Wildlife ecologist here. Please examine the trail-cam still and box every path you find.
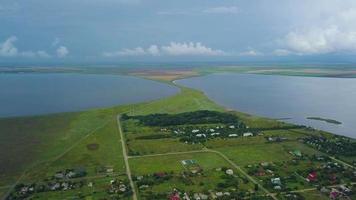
[116,115,137,200]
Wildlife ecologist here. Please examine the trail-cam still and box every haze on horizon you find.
[1,0,356,64]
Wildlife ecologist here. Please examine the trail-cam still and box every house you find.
[209,129,215,132]
[228,134,238,137]
[329,188,340,199]
[229,125,235,129]
[169,193,180,200]
[211,132,220,136]
[192,129,200,133]
[306,171,317,182]
[226,169,234,175]
[271,177,281,185]
[243,132,253,137]
[196,134,206,137]
[274,185,282,190]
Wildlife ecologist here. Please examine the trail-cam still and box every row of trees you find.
[122,110,241,126]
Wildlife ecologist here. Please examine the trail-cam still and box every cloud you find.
[147,45,160,56]
[103,47,146,57]
[239,49,263,56]
[161,42,225,56]
[56,46,69,58]
[203,6,239,14]
[103,42,226,57]
[0,36,18,57]
[278,7,356,55]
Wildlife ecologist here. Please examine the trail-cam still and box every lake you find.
[0,73,179,117]
[177,73,356,138]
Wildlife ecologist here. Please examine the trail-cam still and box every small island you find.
[307,117,342,125]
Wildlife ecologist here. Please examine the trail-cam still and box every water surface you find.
[0,73,179,117]
[177,73,356,138]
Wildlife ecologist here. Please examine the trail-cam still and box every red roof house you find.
[307,171,317,182]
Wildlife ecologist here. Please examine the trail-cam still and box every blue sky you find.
[1,0,356,64]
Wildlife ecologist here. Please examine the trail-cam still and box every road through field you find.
[117,115,137,200]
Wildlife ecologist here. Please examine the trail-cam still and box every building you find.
[306,171,317,182]
[243,132,253,137]
[226,169,234,175]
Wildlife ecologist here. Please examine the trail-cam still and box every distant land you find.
[307,117,342,125]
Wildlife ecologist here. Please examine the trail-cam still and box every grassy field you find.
[215,143,293,166]
[129,152,229,175]
[0,109,118,186]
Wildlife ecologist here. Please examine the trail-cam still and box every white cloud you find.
[56,46,69,58]
[239,49,263,56]
[203,6,239,14]
[161,42,225,56]
[147,45,160,56]
[278,7,356,55]
[0,36,53,58]
[103,42,226,57]
[103,47,146,57]
[0,36,18,57]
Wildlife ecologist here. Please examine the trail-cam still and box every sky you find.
[1,0,356,64]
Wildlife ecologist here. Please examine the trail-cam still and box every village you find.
[122,110,356,200]
[132,160,257,200]
[6,168,132,200]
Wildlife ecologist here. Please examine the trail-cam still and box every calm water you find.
[177,73,356,138]
[0,73,179,117]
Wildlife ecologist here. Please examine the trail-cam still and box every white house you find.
[226,169,234,175]
[243,132,253,137]
[196,134,206,137]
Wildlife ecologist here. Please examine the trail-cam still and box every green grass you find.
[205,136,267,148]
[20,120,125,183]
[129,152,229,175]
[128,138,204,155]
[215,143,293,166]
[298,190,330,200]
[119,86,224,115]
